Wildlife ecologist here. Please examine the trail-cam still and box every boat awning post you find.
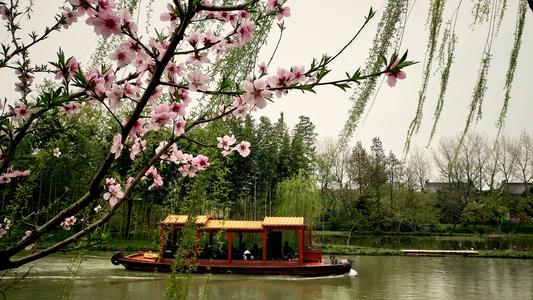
[227,231,233,263]
[298,226,304,265]
[194,229,200,258]
[308,226,312,248]
[159,224,165,259]
[262,229,266,265]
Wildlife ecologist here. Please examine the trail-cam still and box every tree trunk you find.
[346,223,357,246]
[125,197,134,239]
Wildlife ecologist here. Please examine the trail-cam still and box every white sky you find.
[1,0,531,158]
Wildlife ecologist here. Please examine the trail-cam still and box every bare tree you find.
[432,135,481,233]
[467,133,491,191]
[407,146,431,191]
[496,133,517,184]
[512,132,533,195]
[484,137,500,192]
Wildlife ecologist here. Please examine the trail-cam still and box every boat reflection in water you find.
[112,215,352,277]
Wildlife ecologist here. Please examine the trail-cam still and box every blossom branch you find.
[197,0,260,12]
[0,3,197,260]
[1,12,65,67]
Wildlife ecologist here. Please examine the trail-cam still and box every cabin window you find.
[266,230,299,262]
[198,231,228,260]
[232,232,262,261]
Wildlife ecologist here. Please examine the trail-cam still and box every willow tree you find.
[275,173,320,227]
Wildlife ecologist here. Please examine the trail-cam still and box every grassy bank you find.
[315,230,533,238]
[319,244,533,259]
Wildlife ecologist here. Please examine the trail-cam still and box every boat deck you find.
[116,252,351,276]
[123,252,325,267]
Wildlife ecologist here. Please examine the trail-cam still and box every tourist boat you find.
[111,215,353,277]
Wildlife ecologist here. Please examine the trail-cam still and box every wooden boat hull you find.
[113,252,352,277]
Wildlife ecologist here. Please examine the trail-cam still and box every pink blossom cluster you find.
[67,0,137,39]
[0,218,11,239]
[85,68,118,101]
[386,61,407,87]
[266,0,291,21]
[178,154,210,177]
[103,177,124,207]
[0,4,11,20]
[12,102,31,121]
[0,166,30,184]
[234,65,309,114]
[61,102,82,115]
[55,57,79,81]
[216,135,251,157]
[152,142,210,179]
[149,101,189,131]
[144,166,163,190]
[60,216,77,230]
[53,148,62,157]
[14,69,34,94]
[21,230,36,250]
[110,134,123,159]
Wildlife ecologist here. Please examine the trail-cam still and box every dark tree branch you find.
[197,0,259,12]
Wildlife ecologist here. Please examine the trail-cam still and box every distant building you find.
[501,182,531,196]
[425,180,478,193]
[425,181,452,193]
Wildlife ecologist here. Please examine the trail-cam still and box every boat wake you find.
[348,268,358,277]
[261,269,359,281]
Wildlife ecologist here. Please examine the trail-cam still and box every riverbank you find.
[12,232,533,259]
[74,238,533,259]
[319,244,533,259]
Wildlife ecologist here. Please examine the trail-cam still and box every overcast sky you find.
[1,0,531,159]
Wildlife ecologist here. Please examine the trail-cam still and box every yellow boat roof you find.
[161,215,305,229]
[203,220,264,231]
[262,217,305,227]
[160,215,211,225]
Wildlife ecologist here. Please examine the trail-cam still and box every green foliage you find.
[1,106,109,236]
[275,173,320,226]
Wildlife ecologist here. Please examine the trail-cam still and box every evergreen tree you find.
[348,141,371,195]
[291,116,318,177]
[370,137,387,203]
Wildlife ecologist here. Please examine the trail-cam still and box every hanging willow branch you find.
[497,0,527,135]
[338,0,407,147]
[404,0,446,155]
[427,19,458,146]
[449,0,502,160]
[427,0,464,147]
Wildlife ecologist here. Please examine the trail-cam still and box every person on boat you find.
[282,241,294,260]
[243,248,253,260]
[251,244,260,260]
[202,243,213,259]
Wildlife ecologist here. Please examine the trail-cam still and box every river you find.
[320,233,533,251]
[1,252,532,299]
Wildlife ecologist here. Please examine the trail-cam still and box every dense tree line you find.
[0,108,318,242]
[317,133,533,236]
